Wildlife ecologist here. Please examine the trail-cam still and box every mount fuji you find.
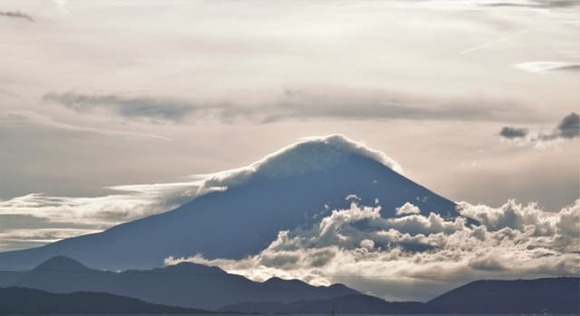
[0,135,460,270]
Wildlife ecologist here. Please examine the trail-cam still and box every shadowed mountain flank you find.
[1,256,359,310]
[0,287,207,314]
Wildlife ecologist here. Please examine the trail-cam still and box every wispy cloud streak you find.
[460,30,528,55]
[0,10,34,22]
[43,90,528,124]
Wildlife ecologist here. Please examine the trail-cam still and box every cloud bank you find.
[0,182,201,251]
[42,89,526,124]
[166,200,580,302]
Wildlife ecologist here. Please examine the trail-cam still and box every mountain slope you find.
[428,277,580,314]
[3,258,577,315]
[0,135,459,270]
[221,294,425,314]
[0,287,206,314]
[2,256,360,310]
[222,278,580,314]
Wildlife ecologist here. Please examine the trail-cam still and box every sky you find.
[0,0,578,278]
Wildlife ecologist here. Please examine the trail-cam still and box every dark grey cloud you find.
[499,112,579,142]
[485,0,580,8]
[499,126,529,139]
[557,112,579,139]
[0,10,34,22]
[550,64,580,72]
[43,93,196,122]
[43,90,528,124]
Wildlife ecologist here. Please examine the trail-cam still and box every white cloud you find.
[0,228,98,252]
[396,202,421,216]
[515,61,580,73]
[166,200,580,302]
[0,182,201,227]
[201,134,403,188]
[0,182,202,251]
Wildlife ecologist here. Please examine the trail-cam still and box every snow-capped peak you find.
[201,134,402,190]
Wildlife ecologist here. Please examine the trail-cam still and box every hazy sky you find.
[0,0,578,252]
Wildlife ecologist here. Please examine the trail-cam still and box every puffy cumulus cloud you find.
[499,112,579,145]
[167,200,580,302]
[396,202,421,216]
[558,112,580,139]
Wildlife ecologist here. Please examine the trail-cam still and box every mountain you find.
[221,278,580,314]
[427,277,580,314]
[2,258,577,314]
[0,135,459,270]
[0,256,360,310]
[221,294,425,314]
[0,287,206,314]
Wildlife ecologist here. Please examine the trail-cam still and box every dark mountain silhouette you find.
[221,277,580,314]
[0,271,24,287]
[0,135,459,270]
[0,256,359,310]
[0,287,207,314]
[427,277,580,314]
[1,256,577,314]
[221,294,426,314]
[32,255,90,271]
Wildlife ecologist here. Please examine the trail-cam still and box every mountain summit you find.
[0,135,459,270]
[197,135,403,192]
[3,256,360,310]
[32,256,89,272]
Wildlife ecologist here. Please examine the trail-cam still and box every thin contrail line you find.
[460,29,529,55]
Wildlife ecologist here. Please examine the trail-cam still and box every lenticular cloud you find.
[166,200,580,302]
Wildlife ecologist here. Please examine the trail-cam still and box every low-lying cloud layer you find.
[0,182,200,251]
[499,112,579,144]
[167,200,580,302]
